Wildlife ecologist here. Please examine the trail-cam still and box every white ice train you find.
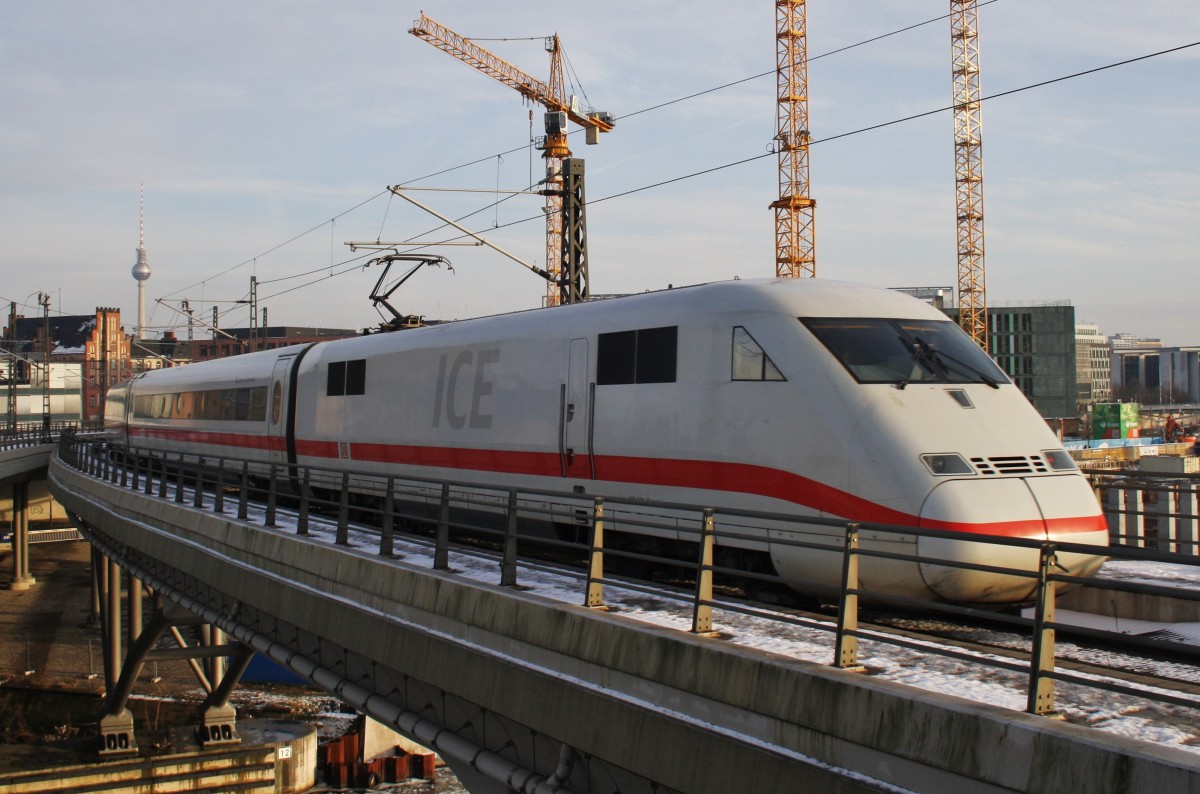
[104,278,1108,604]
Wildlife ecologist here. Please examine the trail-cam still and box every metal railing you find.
[0,421,91,450]
[1090,471,1200,554]
[56,433,1200,719]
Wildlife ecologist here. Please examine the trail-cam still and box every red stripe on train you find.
[122,428,1106,539]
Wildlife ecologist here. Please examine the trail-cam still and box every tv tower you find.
[131,183,151,340]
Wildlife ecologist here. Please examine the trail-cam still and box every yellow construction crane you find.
[772,0,816,278]
[409,13,614,306]
[950,0,987,347]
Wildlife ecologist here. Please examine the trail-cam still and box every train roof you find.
[122,278,952,389]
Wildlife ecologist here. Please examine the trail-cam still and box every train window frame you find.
[597,326,678,385]
[802,317,1009,387]
[327,361,346,396]
[345,359,366,395]
[731,326,785,382]
[327,359,366,396]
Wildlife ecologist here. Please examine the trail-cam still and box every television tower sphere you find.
[132,247,150,281]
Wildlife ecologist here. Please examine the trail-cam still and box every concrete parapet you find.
[50,459,1200,794]
[1060,583,1200,624]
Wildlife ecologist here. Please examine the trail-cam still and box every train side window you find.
[345,359,366,395]
[597,326,677,385]
[327,361,346,396]
[732,327,785,381]
[271,380,283,424]
[234,388,252,421]
[327,359,366,396]
[248,386,268,421]
[597,331,636,384]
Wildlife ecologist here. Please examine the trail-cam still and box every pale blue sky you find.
[2,1,1198,343]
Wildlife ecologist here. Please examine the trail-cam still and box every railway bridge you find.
[1,424,75,590]
[34,436,1200,793]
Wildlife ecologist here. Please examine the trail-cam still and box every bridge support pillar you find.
[199,703,240,747]
[87,549,255,757]
[98,708,138,756]
[7,480,36,591]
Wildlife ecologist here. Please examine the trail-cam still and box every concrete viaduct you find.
[0,437,1195,792]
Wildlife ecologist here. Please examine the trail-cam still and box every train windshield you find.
[802,318,1009,387]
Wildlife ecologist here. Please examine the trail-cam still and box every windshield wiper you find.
[914,337,1000,389]
[896,336,942,389]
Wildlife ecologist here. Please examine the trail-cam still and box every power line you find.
[174,8,984,302]
[161,20,1199,319]
[384,38,1200,242]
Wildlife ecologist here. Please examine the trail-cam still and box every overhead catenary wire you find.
[159,14,1197,325]
[227,35,1200,315]
[166,7,996,301]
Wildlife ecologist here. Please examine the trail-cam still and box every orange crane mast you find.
[772,0,816,278]
[409,13,614,306]
[951,0,987,346]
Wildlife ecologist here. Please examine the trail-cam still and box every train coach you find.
[104,278,1109,604]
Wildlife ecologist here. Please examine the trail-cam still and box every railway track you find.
[843,607,1200,706]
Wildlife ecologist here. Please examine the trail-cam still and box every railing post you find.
[144,455,155,495]
[1161,482,1180,553]
[1027,542,1059,716]
[434,483,451,570]
[335,472,350,546]
[834,523,866,671]
[237,462,249,520]
[499,490,519,587]
[380,477,396,557]
[174,453,186,503]
[194,458,206,509]
[264,464,277,527]
[214,459,225,513]
[297,468,310,535]
[1179,483,1198,556]
[119,449,128,488]
[585,497,606,609]
[690,509,716,635]
[157,456,168,499]
[129,453,140,491]
[1127,484,1144,548]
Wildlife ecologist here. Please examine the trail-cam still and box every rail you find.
[1090,471,1200,554]
[56,432,1200,720]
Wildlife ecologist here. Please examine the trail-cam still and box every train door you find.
[561,338,594,478]
[267,356,293,468]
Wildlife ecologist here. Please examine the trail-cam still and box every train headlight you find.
[1042,449,1078,471]
[921,453,973,476]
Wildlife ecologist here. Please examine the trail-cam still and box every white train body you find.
[106,278,1108,603]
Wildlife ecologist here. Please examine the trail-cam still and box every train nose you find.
[916,476,1108,603]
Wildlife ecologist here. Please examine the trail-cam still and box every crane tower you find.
[951,0,987,346]
[409,13,614,306]
[771,0,816,278]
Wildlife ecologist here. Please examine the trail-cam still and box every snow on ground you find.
[1097,557,1200,588]
[179,493,1200,754]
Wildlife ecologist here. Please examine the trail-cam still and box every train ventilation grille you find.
[969,455,1049,475]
